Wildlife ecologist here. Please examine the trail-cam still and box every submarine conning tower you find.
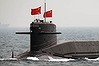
[16,19,61,52]
[30,20,57,51]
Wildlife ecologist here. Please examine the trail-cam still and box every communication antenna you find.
[44,0,46,22]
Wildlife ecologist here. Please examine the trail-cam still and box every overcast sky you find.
[0,0,99,27]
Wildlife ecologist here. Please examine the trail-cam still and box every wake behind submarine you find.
[16,19,99,59]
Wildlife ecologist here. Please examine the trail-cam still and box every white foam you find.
[85,58,99,61]
[48,56,74,61]
[27,57,39,60]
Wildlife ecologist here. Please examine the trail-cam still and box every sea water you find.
[1,27,99,66]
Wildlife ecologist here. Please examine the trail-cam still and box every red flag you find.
[31,7,41,15]
[43,10,52,18]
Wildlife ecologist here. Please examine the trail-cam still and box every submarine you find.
[16,19,99,59]
[15,1,99,59]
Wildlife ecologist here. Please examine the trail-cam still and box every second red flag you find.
[43,10,52,18]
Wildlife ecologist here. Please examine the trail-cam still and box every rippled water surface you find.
[1,60,99,66]
[1,27,99,66]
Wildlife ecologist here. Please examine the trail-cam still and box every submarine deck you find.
[42,40,99,59]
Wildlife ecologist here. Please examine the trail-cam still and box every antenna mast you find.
[44,0,46,22]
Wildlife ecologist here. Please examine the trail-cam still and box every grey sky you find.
[0,0,99,27]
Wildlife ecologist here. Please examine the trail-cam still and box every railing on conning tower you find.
[33,19,53,24]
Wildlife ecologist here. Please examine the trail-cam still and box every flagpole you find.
[44,0,46,22]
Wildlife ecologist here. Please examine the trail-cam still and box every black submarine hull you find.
[17,41,99,59]
[16,20,99,59]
